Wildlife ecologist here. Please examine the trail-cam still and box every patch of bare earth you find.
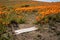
[12,22,60,40]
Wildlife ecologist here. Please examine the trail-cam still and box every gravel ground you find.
[12,22,60,40]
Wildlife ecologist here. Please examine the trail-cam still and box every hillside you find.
[0,1,60,6]
[0,1,60,40]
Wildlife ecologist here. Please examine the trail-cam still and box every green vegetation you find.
[35,13,60,30]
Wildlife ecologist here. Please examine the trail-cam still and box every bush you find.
[16,16,26,24]
[35,13,60,25]
[21,4,30,7]
[0,25,13,40]
[0,24,7,34]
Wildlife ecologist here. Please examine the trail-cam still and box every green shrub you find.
[16,17,26,24]
[0,24,7,34]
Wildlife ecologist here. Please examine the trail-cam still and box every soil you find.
[13,23,60,40]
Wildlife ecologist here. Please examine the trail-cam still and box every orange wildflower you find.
[36,16,40,21]
[0,11,2,14]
